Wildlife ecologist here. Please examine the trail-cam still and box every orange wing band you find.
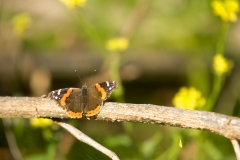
[67,110,83,118]
[59,89,73,106]
[95,84,107,100]
[85,105,102,117]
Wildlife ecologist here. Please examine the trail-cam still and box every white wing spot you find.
[57,89,62,95]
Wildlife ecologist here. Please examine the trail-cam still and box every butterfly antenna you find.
[90,69,97,79]
[75,70,83,84]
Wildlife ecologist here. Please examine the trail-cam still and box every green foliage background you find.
[0,0,240,159]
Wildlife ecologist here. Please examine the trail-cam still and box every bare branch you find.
[0,96,240,140]
[231,139,240,160]
[53,119,119,160]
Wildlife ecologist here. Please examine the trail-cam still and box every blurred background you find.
[0,0,240,159]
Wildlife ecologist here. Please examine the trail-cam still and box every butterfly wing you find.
[85,86,104,117]
[85,81,118,117]
[48,88,83,118]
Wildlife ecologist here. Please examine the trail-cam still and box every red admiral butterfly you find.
[47,81,118,118]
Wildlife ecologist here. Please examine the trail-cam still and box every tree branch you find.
[0,96,240,140]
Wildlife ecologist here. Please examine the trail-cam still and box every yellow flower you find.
[61,0,86,9]
[12,13,31,37]
[212,0,239,22]
[179,137,183,148]
[172,87,206,110]
[105,37,129,52]
[213,54,233,75]
[30,118,53,128]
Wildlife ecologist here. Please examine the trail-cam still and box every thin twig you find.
[53,119,119,160]
[2,119,23,160]
[231,139,240,160]
[0,96,240,140]
[55,132,75,160]
[121,0,152,38]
